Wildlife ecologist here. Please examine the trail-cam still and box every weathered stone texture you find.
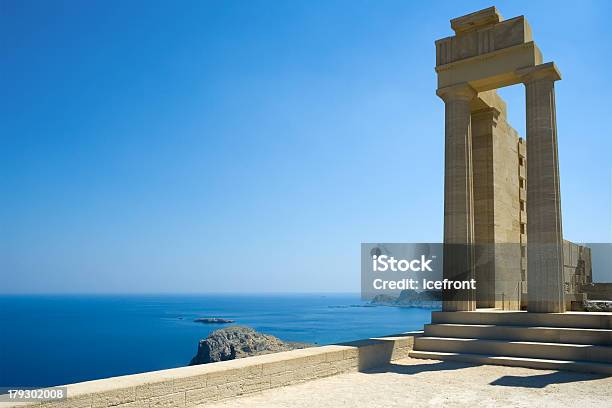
[439,84,477,312]
[522,63,565,313]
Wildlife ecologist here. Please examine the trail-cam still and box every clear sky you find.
[1,0,611,293]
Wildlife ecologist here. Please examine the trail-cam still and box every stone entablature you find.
[435,7,544,92]
[436,8,533,67]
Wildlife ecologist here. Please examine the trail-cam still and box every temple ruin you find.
[435,6,592,313]
[407,6,611,373]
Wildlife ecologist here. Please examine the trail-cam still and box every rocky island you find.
[189,326,311,365]
[193,317,235,324]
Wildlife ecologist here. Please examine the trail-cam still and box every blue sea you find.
[0,294,434,387]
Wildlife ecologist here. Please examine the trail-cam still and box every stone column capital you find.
[471,107,501,126]
[436,83,477,102]
[517,62,562,84]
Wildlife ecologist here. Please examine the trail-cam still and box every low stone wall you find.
[4,332,420,408]
[582,283,612,301]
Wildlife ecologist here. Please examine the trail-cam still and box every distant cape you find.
[371,289,442,308]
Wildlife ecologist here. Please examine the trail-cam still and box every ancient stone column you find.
[438,83,477,312]
[520,63,565,313]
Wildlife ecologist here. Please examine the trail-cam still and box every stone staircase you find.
[409,310,612,374]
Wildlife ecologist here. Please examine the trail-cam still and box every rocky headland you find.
[371,289,442,308]
[189,326,311,365]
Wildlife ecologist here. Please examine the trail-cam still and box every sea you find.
[0,294,435,387]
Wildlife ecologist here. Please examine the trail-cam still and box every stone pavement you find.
[203,357,612,408]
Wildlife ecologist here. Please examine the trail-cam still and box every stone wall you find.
[468,90,595,311]
[563,240,593,309]
[581,283,612,301]
[471,91,522,310]
[3,333,420,408]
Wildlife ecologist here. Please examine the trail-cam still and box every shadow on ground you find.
[365,360,610,388]
[490,371,610,388]
[365,360,479,375]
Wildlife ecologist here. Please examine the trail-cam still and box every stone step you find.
[431,311,612,329]
[424,324,612,345]
[409,350,612,375]
[414,336,612,363]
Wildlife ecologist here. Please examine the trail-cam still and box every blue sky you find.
[1,0,611,293]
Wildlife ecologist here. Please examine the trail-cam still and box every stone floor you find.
[204,358,612,408]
